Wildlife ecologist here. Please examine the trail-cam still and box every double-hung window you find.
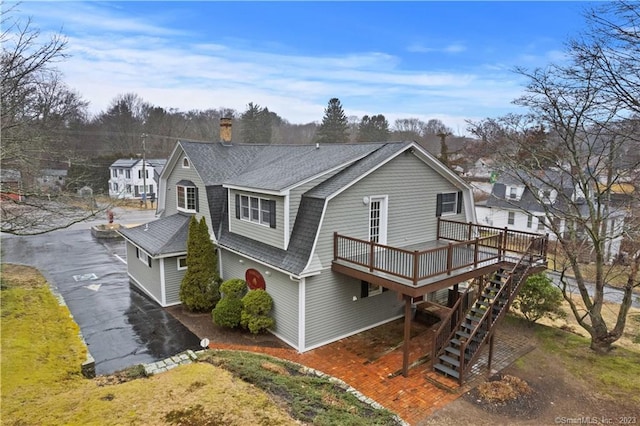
[236,194,276,228]
[136,247,151,267]
[508,211,515,225]
[436,191,462,217]
[176,181,198,212]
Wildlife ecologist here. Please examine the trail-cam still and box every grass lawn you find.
[0,264,399,426]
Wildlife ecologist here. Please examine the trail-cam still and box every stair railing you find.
[431,283,476,365]
[456,237,541,384]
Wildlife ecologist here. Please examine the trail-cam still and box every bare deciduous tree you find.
[469,2,640,352]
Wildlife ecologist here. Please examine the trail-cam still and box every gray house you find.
[120,123,548,381]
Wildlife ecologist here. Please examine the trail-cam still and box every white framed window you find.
[537,216,545,231]
[125,170,131,179]
[436,191,461,217]
[527,214,533,228]
[509,187,518,199]
[136,247,151,267]
[113,182,118,192]
[111,169,117,178]
[182,157,190,168]
[237,194,275,228]
[177,256,187,270]
[508,211,515,225]
[177,185,198,212]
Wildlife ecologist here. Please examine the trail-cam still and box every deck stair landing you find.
[432,249,539,384]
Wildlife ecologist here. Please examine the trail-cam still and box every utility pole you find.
[141,133,147,209]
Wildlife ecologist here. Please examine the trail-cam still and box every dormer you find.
[505,184,524,201]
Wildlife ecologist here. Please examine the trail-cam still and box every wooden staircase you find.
[431,239,545,384]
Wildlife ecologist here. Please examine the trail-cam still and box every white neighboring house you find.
[108,158,167,200]
[476,170,626,263]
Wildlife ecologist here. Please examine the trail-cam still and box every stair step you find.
[466,314,483,323]
[434,363,460,379]
[444,346,472,359]
[444,346,461,356]
[439,355,460,367]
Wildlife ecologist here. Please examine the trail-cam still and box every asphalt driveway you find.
[1,225,201,375]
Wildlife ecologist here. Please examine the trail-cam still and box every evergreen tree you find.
[315,98,349,143]
[179,216,221,312]
[357,114,390,142]
[240,102,272,143]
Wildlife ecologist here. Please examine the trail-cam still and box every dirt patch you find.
[423,324,640,426]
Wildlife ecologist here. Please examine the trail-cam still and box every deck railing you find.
[438,219,548,261]
[333,219,548,286]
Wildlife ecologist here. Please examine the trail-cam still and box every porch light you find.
[238,259,244,264]
[352,296,358,301]
[362,196,369,205]
[264,270,271,276]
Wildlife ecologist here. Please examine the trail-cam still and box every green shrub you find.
[241,290,275,334]
[513,272,566,324]
[180,217,221,312]
[219,278,248,299]
[212,297,243,328]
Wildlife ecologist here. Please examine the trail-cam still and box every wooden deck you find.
[332,219,548,298]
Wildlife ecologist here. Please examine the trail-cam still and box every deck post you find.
[402,295,411,377]
[412,251,419,285]
[369,239,375,272]
[488,334,495,372]
[446,243,453,275]
[333,232,338,261]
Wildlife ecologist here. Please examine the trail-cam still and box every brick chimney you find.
[220,117,232,145]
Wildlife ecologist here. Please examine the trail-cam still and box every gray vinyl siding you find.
[163,153,213,232]
[229,190,285,249]
[314,152,468,264]
[220,250,299,348]
[163,256,187,305]
[288,167,344,240]
[304,271,403,349]
[126,242,162,304]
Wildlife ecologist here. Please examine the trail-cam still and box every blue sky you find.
[9,1,594,135]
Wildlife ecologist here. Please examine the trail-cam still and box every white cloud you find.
[14,1,530,132]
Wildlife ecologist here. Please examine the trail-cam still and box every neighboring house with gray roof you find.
[476,170,625,263]
[108,158,166,200]
[119,128,478,354]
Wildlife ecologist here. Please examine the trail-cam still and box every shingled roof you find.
[118,213,191,257]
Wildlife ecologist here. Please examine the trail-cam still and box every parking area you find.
[1,223,201,375]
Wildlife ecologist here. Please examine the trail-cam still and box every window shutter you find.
[269,200,276,228]
[235,194,240,219]
[360,281,369,298]
[195,188,199,212]
[436,193,443,217]
[136,247,139,258]
[147,256,152,268]
[456,191,463,214]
